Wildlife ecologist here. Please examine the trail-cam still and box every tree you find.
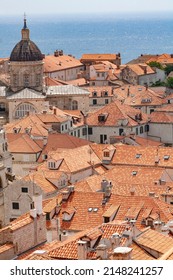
[164,65,173,76]
[147,61,164,70]
[167,77,173,88]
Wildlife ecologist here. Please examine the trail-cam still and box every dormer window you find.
[92,91,97,97]
[98,113,108,122]
[48,161,56,169]
[103,151,110,158]
[132,171,137,176]
[13,127,20,134]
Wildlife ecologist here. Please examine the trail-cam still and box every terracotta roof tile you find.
[44,55,83,73]
[136,228,173,254]
[7,134,42,153]
[87,100,148,127]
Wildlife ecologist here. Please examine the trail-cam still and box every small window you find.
[65,124,68,130]
[21,187,28,193]
[12,202,19,210]
[93,99,97,105]
[104,217,110,223]
[46,213,50,221]
[145,124,149,132]
[48,161,56,169]
[61,125,64,131]
[105,99,109,104]
[136,128,138,135]
[88,208,93,212]
[88,127,93,135]
[78,130,80,137]
[132,171,137,176]
[93,208,98,212]
[43,154,48,160]
[140,126,143,134]
[82,127,87,136]
[104,151,110,157]
[30,202,34,209]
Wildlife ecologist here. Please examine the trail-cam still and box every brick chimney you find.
[77,240,87,260]
[112,247,133,260]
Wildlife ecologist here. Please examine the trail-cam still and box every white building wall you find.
[70,168,93,183]
[88,125,148,143]
[149,123,173,144]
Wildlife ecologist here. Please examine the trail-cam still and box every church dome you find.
[10,18,43,62]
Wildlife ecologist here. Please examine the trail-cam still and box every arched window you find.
[14,103,36,119]
[72,100,78,110]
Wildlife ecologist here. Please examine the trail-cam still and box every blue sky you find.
[1,0,173,15]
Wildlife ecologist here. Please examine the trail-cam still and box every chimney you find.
[77,240,87,260]
[62,186,74,201]
[112,247,133,260]
[53,108,57,115]
[101,179,108,192]
[111,233,121,249]
[96,244,107,260]
[168,220,173,232]
[122,228,133,246]
[130,187,135,196]
[30,208,37,219]
[43,136,48,146]
[161,225,169,236]
[33,193,42,215]
[130,219,138,239]
[149,192,155,197]
[154,221,162,232]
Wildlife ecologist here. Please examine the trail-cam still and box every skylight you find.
[164,155,170,160]
[136,154,142,159]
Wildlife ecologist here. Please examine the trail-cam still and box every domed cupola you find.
[9,17,44,93]
[10,18,43,62]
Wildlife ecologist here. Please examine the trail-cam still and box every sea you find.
[0,12,173,64]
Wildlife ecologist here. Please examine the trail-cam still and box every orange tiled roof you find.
[111,144,173,168]
[131,243,155,260]
[150,111,173,123]
[44,55,83,73]
[0,243,14,254]
[0,213,34,234]
[113,85,165,106]
[38,134,90,163]
[7,134,42,154]
[47,145,101,173]
[86,86,114,98]
[136,228,173,255]
[81,54,118,62]
[56,191,173,231]
[24,172,57,194]
[86,100,148,127]
[124,64,155,76]
[4,115,49,137]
